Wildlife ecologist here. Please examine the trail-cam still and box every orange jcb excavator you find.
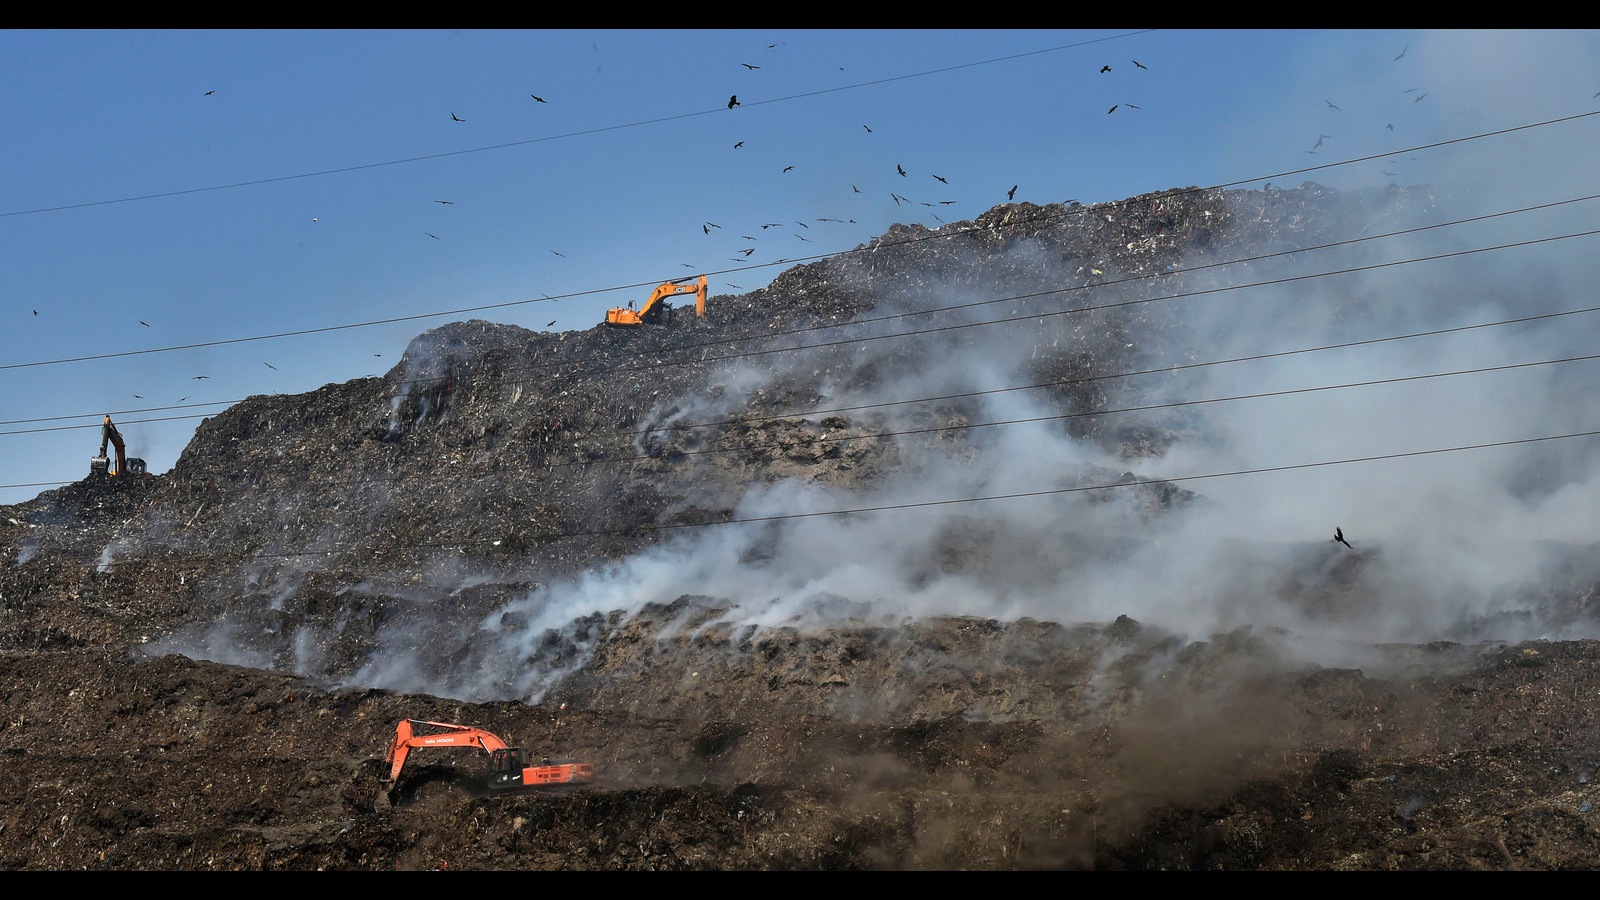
[380,718,592,805]
[604,274,707,326]
[89,415,146,477]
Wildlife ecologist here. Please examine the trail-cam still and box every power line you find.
[0,31,1156,222]
[82,424,1600,573]
[5,108,1596,375]
[8,184,1599,430]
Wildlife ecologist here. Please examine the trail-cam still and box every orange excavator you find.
[380,718,592,805]
[89,415,146,477]
[604,274,707,326]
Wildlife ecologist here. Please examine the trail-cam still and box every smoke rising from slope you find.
[146,29,1600,706]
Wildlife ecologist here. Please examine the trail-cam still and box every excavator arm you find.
[91,415,127,477]
[383,718,508,785]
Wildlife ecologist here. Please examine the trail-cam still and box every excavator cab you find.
[486,747,530,791]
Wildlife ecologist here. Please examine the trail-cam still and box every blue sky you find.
[4,28,1599,506]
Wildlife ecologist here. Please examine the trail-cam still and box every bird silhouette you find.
[204,90,216,96]
[550,250,565,257]
[932,174,948,184]
[192,375,209,380]
[1385,123,1394,131]
[742,63,759,70]
[1107,105,1118,114]
[896,164,906,177]
[530,94,547,103]
[1414,93,1428,102]
[728,95,739,109]
[132,394,143,399]
[740,248,755,256]
[450,112,465,122]
[863,124,872,133]
[1334,527,1353,549]
[264,362,277,370]
[1312,134,1330,150]
[139,321,150,327]
[733,141,744,148]
[703,225,710,235]
[1324,99,1340,110]
[1008,185,1017,201]
[1394,46,1407,61]
[425,233,439,240]
[435,200,454,205]
[547,320,557,327]
[1132,59,1147,70]
[33,310,39,315]
[852,185,860,193]
[1100,65,1111,73]
[783,165,794,172]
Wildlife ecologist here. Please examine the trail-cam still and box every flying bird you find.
[132,394,143,399]
[1312,134,1330,150]
[139,321,150,327]
[1132,59,1147,69]
[932,174,948,184]
[435,200,454,205]
[1107,105,1118,114]
[530,94,547,103]
[863,124,872,133]
[1394,46,1407,61]
[1334,527,1353,549]
[1008,185,1017,201]
[1100,65,1111,73]
[733,141,744,148]
[192,375,209,380]
[1414,93,1428,102]
[852,184,860,193]
[896,164,906,177]
[1324,99,1341,110]
[551,250,565,257]
[1385,123,1394,131]
[703,224,710,234]
[783,165,794,172]
[425,232,439,240]
[741,63,760,70]
[728,95,740,109]
[547,320,557,327]
[450,112,465,122]
[263,362,277,370]
[32,310,38,315]
[740,248,755,256]
[204,89,215,95]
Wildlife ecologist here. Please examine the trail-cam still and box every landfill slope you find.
[4,184,1600,870]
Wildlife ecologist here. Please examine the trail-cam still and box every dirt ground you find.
[5,186,1600,870]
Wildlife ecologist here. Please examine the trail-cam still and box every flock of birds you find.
[46,38,1439,492]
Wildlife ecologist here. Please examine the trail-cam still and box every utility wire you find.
[83,424,1600,572]
[5,108,1597,374]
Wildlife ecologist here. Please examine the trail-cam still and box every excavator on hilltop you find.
[89,415,146,478]
[604,274,707,326]
[379,718,593,808]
